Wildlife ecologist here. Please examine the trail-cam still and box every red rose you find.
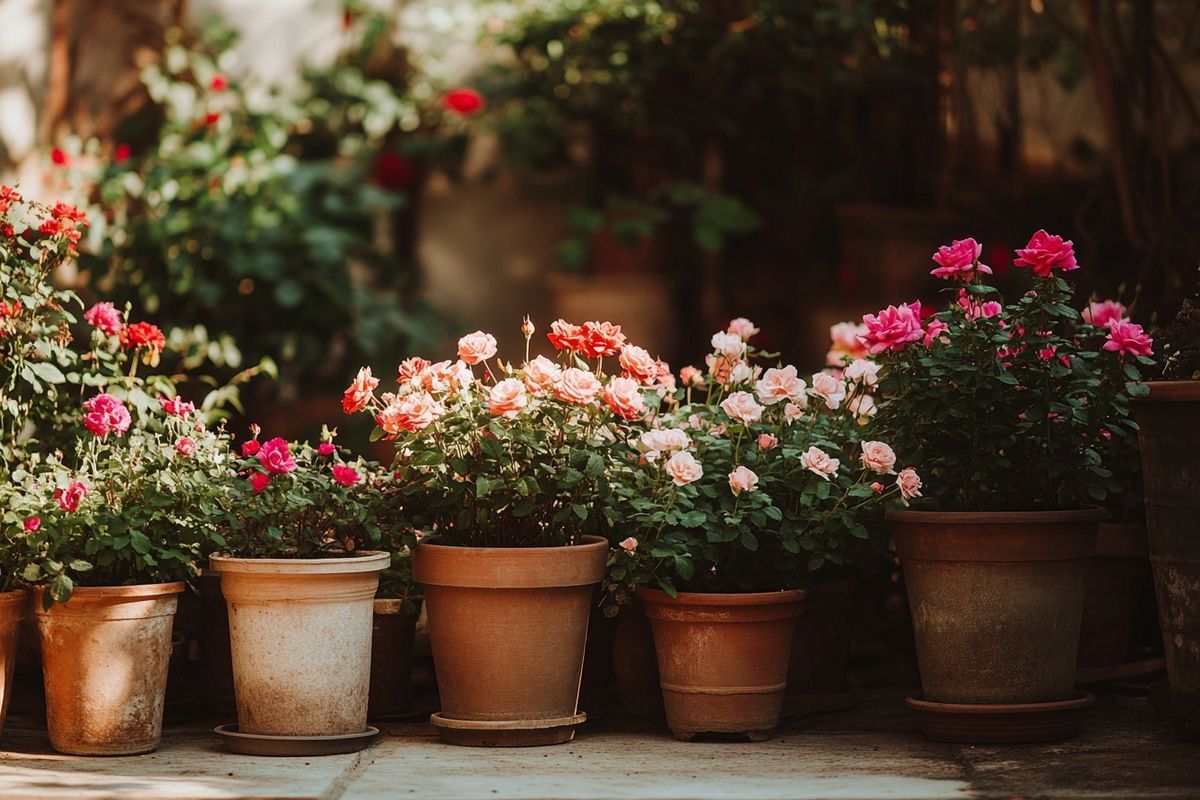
[119,322,166,353]
[211,74,228,92]
[332,465,361,487]
[241,439,261,457]
[115,144,131,163]
[55,481,89,512]
[317,442,335,456]
[371,152,414,191]
[443,88,484,115]
[50,148,69,166]
[249,472,271,494]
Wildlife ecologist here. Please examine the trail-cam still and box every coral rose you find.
[581,321,626,358]
[860,441,897,474]
[800,446,840,481]
[343,367,379,414]
[397,357,431,384]
[755,365,806,406]
[757,433,778,450]
[720,391,763,424]
[377,391,444,437]
[860,302,924,355]
[930,237,992,282]
[488,379,528,418]
[664,451,704,486]
[523,355,562,395]
[554,368,601,404]
[457,331,498,365]
[679,365,704,388]
[1013,229,1078,277]
[547,319,586,352]
[728,465,759,496]
[602,376,646,420]
[619,345,659,385]
[119,321,166,353]
[705,354,736,386]
[620,537,638,553]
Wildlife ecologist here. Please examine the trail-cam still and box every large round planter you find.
[0,590,28,742]
[784,579,857,715]
[35,582,183,755]
[889,508,1104,705]
[368,599,419,719]
[1133,380,1200,740]
[194,572,235,716]
[210,552,389,737]
[636,588,806,741]
[412,536,607,747]
[1077,522,1150,673]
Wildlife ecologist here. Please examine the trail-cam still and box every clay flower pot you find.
[210,552,389,737]
[612,601,662,719]
[1133,380,1200,740]
[889,508,1105,705]
[368,599,419,719]
[35,582,183,755]
[636,588,806,741]
[784,579,858,715]
[0,589,29,742]
[412,536,607,746]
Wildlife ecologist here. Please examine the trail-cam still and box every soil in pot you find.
[368,599,419,720]
[784,580,857,716]
[637,588,806,742]
[0,590,28,741]
[35,582,183,756]
[412,536,607,747]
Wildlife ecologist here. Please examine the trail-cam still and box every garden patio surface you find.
[0,686,1195,800]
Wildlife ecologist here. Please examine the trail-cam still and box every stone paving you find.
[0,688,1196,799]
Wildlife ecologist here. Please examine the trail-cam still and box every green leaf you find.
[130,531,151,554]
[49,574,74,604]
[29,362,66,384]
[739,532,759,551]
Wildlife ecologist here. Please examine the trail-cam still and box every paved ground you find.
[0,687,1196,799]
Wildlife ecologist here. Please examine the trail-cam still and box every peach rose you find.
[554,367,601,404]
[706,354,736,385]
[664,451,704,486]
[342,367,380,414]
[488,379,528,418]
[581,321,627,357]
[679,365,704,388]
[523,355,561,396]
[800,446,840,481]
[843,358,879,388]
[728,465,759,495]
[755,365,806,406]
[397,357,431,384]
[711,331,747,361]
[896,468,923,503]
[376,391,444,437]
[457,331,498,365]
[641,428,691,460]
[827,321,868,366]
[810,372,846,410]
[418,360,472,394]
[620,536,638,553]
[860,441,897,474]
[783,402,804,423]
[727,317,759,341]
[757,433,778,450]
[619,344,659,384]
[720,391,763,424]
[603,376,646,420]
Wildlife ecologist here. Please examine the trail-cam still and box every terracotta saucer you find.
[214,724,380,756]
[429,712,586,747]
[905,691,1095,744]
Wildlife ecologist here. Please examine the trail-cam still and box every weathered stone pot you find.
[889,508,1105,705]
[194,571,235,716]
[1077,522,1150,673]
[211,552,389,737]
[368,599,419,719]
[612,601,662,719]
[784,579,857,715]
[637,588,806,741]
[1134,380,1200,740]
[412,536,607,746]
[36,582,183,755]
[0,589,28,742]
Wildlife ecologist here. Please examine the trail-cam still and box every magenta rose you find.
[860,302,924,355]
[930,237,991,282]
[83,393,132,437]
[256,437,297,475]
[1013,230,1078,277]
[55,481,89,512]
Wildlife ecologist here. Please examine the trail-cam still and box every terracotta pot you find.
[35,582,183,755]
[0,590,28,741]
[784,579,857,715]
[637,588,806,741]
[612,601,662,719]
[1077,522,1150,670]
[195,572,235,716]
[1134,381,1200,740]
[211,552,389,737]
[368,599,418,719]
[412,536,607,746]
[890,508,1104,705]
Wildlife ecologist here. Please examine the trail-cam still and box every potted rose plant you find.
[8,393,225,755]
[205,432,391,753]
[869,232,1152,743]
[342,319,652,746]
[368,489,422,720]
[1133,283,1200,740]
[607,319,916,741]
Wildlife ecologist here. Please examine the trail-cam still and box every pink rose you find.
[159,395,195,418]
[257,438,297,475]
[800,446,840,481]
[332,465,362,487]
[827,321,868,366]
[317,442,336,456]
[1013,229,1078,277]
[376,391,444,437]
[618,345,659,385]
[83,393,132,437]
[343,367,379,414]
[679,365,704,388]
[654,360,676,393]
[711,332,747,361]
[83,302,124,336]
[757,433,778,451]
[727,317,759,341]
[397,357,431,384]
[860,441,897,474]
[554,368,601,405]
[860,302,924,355]
[640,428,691,460]
[809,372,846,410]
[755,365,806,406]
[957,290,1002,321]
[930,237,992,282]
[488,378,528,418]
[870,482,884,494]
[175,437,197,457]
[23,517,40,532]
[55,480,89,512]
[457,331,498,365]
[1103,319,1153,358]
[241,439,261,457]
[416,360,470,394]
[523,355,562,396]
[783,402,804,423]
[849,394,876,418]
[843,359,879,387]
[547,319,587,352]
[602,376,645,420]
[1083,300,1127,328]
[720,391,763,424]
[250,472,271,494]
[581,321,627,358]
[728,465,759,496]
[896,468,923,503]
[620,536,638,553]
[923,319,950,347]
[664,451,704,486]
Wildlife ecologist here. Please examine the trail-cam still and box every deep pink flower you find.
[317,442,336,456]
[923,319,950,347]
[1013,230,1078,277]
[930,237,991,282]
[241,439,261,457]
[55,481,89,512]
[83,302,124,336]
[1082,300,1127,328]
[249,472,271,494]
[860,302,924,355]
[159,395,195,418]
[210,74,228,92]
[332,465,361,487]
[443,88,484,115]
[256,437,296,475]
[175,437,197,457]
[23,517,40,532]
[83,393,131,437]
[1103,319,1153,358]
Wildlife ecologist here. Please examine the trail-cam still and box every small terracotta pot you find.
[211,552,389,737]
[194,571,236,716]
[784,579,857,715]
[36,582,183,755]
[0,590,28,741]
[1078,522,1150,670]
[368,599,419,719]
[1134,380,1200,740]
[889,507,1105,705]
[612,601,662,719]
[412,536,607,746]
[637,588,806,741]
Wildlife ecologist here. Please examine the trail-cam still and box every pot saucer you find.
[905,691,1094,744]
[429,712,586,747]
[214,724,380,756]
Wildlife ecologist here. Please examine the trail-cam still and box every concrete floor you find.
[0,688,1196,800]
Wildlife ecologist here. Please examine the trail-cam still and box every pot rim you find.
[33,581,185,599]
[210,550,390,575]
[1133,380,1200,402]
[887,506,1109,525]
[415,534,608,553]
[636,587,807,606]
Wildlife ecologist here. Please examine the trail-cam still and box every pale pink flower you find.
[679,365,704,388]
[1103,319,1153,358]
[957,290,1002,321]
[757,433,778,450]
[843,359,879,388]
[896,468,923,503]
[397,357,431,384]
[523,355,562,395]
[849,393,876,418]
[603,376,646,420]
[710,331,747,361]
[810,372,847,410]
[620,537,638,553]
[860,302,924,355]
[664,451,704,486]
[870,481,884,494]
[488,378,528,418]
[654,360,676,393]
[457,331,498,365]
[930,237,991,282]
[827,321,869,366]
[709,423,727,437]
[641,428,691,460]
[1013,230,1078,277]
[1082,300,1127,328]
[728,465,759,495]
[555,368,601,404]
[800,446,840,481]
[175,437,197,457]
[726,317,759,341]
[729,362,757,384]
[783,402,804,423]
[343,367,379,414]
[619,345,659,385]
[860,441,897,474]
[83,302,124,336]
[720,391,764,424]
[706,353,736,386]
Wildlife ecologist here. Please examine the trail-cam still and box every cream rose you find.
[710,331,747,361]
[720,391,764,424]
[664,451,704,486]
